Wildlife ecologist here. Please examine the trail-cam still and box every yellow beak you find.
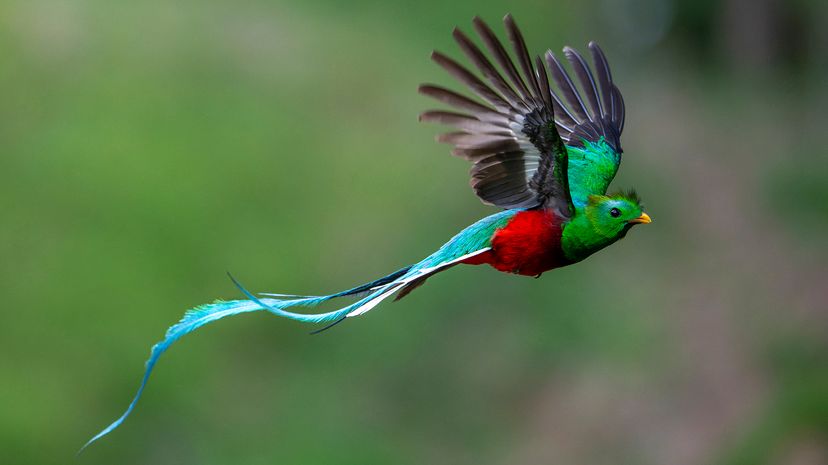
[629,212,652,224]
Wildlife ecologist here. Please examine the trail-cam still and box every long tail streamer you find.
[79,265,416,453]
[80,228,492,453]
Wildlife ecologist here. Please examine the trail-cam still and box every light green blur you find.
[1,1,826,465]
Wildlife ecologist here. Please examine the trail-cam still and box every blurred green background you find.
[2,0,827,464]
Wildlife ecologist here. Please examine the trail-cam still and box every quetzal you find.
[83,14,651,450]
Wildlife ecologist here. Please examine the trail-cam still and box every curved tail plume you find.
[79,249,490,452]
[79,267,412,453]
[79,209,509,452]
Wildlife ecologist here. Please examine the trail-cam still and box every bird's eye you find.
[610,208,621,218]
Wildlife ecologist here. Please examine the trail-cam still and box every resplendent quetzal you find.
[84,14,651,450]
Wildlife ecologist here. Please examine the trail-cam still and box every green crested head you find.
[585,190,650,239]
[561,189,651,262]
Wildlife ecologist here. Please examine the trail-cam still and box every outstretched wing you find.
[421,15,626,209]
[420,14,573,217]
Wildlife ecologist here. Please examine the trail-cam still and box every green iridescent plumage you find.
[566,138,622,208]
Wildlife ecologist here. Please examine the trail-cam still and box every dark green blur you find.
[1,1,826,464]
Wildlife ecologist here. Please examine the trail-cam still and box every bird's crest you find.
[608,188,641,205]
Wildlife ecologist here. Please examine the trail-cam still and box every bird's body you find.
[83,14,651,450]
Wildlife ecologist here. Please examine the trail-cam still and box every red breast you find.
[463,209,570,276]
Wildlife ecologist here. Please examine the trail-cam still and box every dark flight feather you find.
[452,28,526,112]
[420,15,574,213]
[419,110,510,134]
[472,16,532,101]
[612,85,625,133]
[589,42,614,122]
[418,85,507,124]
[504,14,542,103]
[563,46,602,120]
[431,51,511,111]
[535,55,554,110]
[545,51,590,121]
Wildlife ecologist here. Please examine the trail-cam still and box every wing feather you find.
[545,51,590,121]
[420,15,626,210]
[472,16,532,101]
[419,110,510,134]
[563,46,603,120]
[589,42,614,122]
[418,84,506,124]
[452,27,527,112]
[504,15,543,103]
[430,51,512,111]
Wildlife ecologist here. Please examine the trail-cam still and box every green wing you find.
[544,43,626,207]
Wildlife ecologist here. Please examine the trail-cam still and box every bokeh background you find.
[2,1,827,464]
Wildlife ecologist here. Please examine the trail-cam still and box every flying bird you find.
[83,14,651,450]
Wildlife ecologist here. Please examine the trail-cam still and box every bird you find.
[82,14,651,450]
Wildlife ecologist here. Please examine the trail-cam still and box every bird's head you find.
[585,190,651,240]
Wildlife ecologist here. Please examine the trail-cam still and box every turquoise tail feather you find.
[81,211,514,452]
[79,268,411,453]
